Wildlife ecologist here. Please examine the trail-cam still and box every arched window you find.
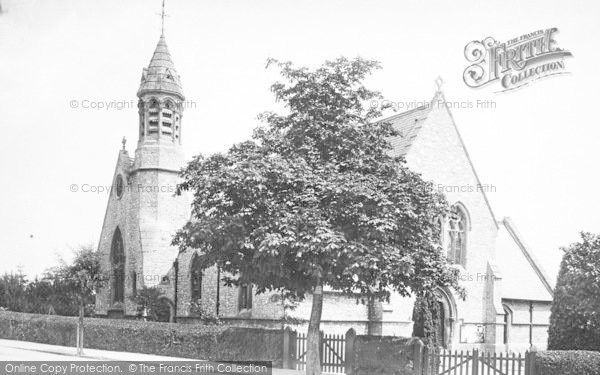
[239,284,253,311]
[110,227,125,303]
[503,305,513,345]
[161,101,173,136]
[148,99,159,135]
[114,174,124,198]
[190,254,202,302]
[138,100,145,137]
[446,205,467,267]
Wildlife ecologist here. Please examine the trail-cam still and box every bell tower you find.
[135,35,185,171]
[96,5,191,319]
[131,34,190,292]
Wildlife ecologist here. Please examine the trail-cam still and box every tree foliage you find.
[174,57,458,300]
[173,57,460,374]
[0,246,101,317]
[132,286,172,322]
[412,291,442,350]
[548,232,600,350]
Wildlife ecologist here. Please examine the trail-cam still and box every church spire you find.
[136,33,185,145]
[137,35,184,100]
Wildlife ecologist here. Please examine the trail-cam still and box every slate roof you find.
[384,100,434,157]
[137,35,184,99]
[496,217,554,302]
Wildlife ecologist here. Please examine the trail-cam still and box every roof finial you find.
[435,76,444,92]
[160,0,167,36]
[122,136,127,151]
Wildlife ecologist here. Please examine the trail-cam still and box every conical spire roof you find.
[137,35,184,99]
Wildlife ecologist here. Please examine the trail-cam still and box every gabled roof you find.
[496,217,554,302]
[137,35,184,99]
[382,91,499,228]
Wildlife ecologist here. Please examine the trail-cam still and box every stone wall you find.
[347,334,423,375]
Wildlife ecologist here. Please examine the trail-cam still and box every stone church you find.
[95,33,554,352]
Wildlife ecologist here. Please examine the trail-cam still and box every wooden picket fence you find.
[422,349,533,375]
[281,329,537,375]
[295,331,346,374]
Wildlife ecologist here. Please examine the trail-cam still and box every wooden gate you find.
[423,349,531,375]
[295,331,347,374]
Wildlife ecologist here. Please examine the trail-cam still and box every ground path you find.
[0,339,303,374]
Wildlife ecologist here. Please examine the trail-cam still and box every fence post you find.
[472,349,479,375]
[283,327,291,369]
[319,330,324,367]
[345,328,356,375]
[412,339,424,375]
[290,330,298,369]
[526,351,537,375]
[422,346,429,375]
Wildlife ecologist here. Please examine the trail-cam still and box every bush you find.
[351,335,420,375]
[536,351,600,375]
[412,292,441,350]
[131,286,172,322]
[548,233,600,350]
[0,311,283,365]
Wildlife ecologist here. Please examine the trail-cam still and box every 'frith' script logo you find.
[463,28,573,92]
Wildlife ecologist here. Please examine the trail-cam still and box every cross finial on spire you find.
[122,136,127,151]
[435,76,444,92]
[158,0,168,36]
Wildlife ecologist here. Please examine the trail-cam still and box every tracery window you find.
[110,227,125,303]
[446,205,467,267]
[190,254,202,302]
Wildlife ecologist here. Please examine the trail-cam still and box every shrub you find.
[548,233,600,350]
[132,286,171,322]
[351,335,420,375]
[0,311,283,365]
[189,302,221,325]
[412,291,442,350]
[535,351,600,375]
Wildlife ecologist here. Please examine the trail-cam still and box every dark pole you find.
[529,301,533,349]
[173,259,178,322]
[216,267,221,316]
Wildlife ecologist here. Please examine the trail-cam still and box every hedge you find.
[0,311,283,366]
[548,232,600,351]
[350,335,420,375]
[535,351,600,375]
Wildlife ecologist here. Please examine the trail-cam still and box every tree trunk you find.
[77,300,84,356]
[306,283,323,375]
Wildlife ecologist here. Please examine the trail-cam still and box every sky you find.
[0,0,599,283]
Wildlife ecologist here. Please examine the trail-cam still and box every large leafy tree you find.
[174,57,459,375]
[548,232,600,350]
